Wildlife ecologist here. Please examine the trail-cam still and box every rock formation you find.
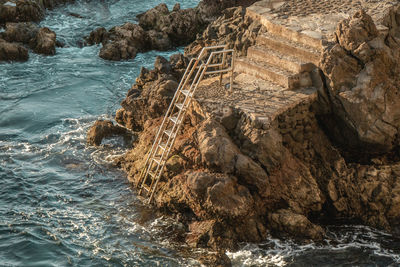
[87,2,400,257]
[0,37,28,61]
[86,120,135,147]
[0,0,70,61]
[85,0,260,61]
[185,6,263,57]
[320,8,400,154]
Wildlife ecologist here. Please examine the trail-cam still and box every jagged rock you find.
[16,0,44,22]
[98,3,400,251]
[154,56,172,74]
[336,9,379,52]
[94,23,149,60]
[147,30,171,51]
[186,220,215,247]
[31,27,56,55]
[268,209,324,240]
[87,0,259,61]
[0,38,28,61]
[172,3,180,12]
[109,22,148,51]
[0,22,39,43]
[137,3,170,30]
[85,27,108,45]
[0,0,17,23]
[86,120,133,146]
[99,39,137,61]
[185,7,263,57]
[320,9,400,153]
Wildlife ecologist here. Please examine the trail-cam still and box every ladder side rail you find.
[148,67,209,203]
[230,51,235,91]
[137,58,198,187]
[146,51,231,192]
[154,64,206,171]
[144,46,237,203]
[219,45,229,85]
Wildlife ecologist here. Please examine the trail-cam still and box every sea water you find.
[0,0,399,266]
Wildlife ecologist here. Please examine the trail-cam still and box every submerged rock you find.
[86,120,134,146]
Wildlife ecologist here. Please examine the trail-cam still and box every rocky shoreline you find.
[88,1,400,265]
[0,0,72,61]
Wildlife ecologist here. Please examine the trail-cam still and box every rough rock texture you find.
[88,4,400,252]
[86,120,135,146]
[320,9,400,154]
[185,7,263,57]
[86,0,260,61]
[0,0,72,23]
[0,38,28,61]
[115,54,188,130]
[0,22,39,43]
[31,27,56,55]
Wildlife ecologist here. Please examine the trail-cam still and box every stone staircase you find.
[235,18,322,90]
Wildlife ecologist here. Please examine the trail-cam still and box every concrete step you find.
[256,32,321,66]
[247,45,316,73]
[246,5,324,51]
[235,58,312,90]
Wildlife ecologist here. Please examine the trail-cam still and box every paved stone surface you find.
[194,74,317,130]
[247,0,397,44]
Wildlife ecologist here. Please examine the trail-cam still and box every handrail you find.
[137,44,235,203]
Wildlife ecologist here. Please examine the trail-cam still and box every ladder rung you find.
[152,156,163,165]
[204,68,232,75]
[148,171,156,178]
[141,184,150,192]
[164,129,173,137]
[158,143,167,151]
[169,115,181,124]
[181,90,192,97]
[175,103,185,110]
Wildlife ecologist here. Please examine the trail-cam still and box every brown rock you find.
[99,39,137,61]
[137,3,169,30]
[186,220,215,247]
[86,120,134,146]
[0,22,39,44]
[86,27,108,45]
[268,209,324,240]
[0,1,17,23]
[32,27,56,55]
[16,0,44,22]
[320,9,400,152]
[0,38,28,61]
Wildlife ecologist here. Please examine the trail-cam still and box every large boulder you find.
[16,0,44,22]
[31,27,56,55]
[0,22,39,43]
[86,120,134,146]
[320,9,400,153]
[0,0,17,23]
[268,209,324,240]
[185,7,263,58]
[0,38,28,61]
[99,39,137,61]
[85,27,108,46]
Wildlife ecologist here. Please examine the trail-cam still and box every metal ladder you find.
[137,44,235,203]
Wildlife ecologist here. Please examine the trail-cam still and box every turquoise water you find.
[0,0,399,266]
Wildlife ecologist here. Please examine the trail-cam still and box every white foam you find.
[4,1,16,7]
